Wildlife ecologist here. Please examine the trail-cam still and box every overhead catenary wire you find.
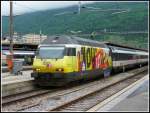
[54,2,130,16]
[54,1,80,16]
[81,6,102,10]
[54,11,74,16]
[111,9,130,15]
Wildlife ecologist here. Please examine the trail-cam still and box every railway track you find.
[50,71,147,111]
[2,89,52,105]
[2,66,148,111]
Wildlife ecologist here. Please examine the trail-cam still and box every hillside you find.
[2,2,148,49]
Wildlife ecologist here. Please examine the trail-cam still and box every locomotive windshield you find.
[36,46,65,59]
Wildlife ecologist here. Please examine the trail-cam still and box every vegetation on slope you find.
[2,2,148,49]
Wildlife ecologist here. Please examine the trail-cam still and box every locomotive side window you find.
[65,48,76,56]
[72,48,76,56]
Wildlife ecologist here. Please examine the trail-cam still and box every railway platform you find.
[88,74,149,112]
[2,70,35,97]
[2,70,33,84]
[2,66,32,73]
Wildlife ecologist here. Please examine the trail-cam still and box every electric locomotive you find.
[31,35,148,86]
[31,35,113,86]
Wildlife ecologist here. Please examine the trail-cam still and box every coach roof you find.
[104,42,148,52]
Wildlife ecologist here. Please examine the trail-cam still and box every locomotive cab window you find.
[37,46,65,59]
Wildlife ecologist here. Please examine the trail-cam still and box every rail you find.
[2,66,148,111]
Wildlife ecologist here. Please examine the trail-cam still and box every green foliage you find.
[2,2,148,49]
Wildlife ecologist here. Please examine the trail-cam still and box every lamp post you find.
[7,0,14,73]
[9,1,13,53]
[40,28,42,43]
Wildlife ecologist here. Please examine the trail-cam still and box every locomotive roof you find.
[41,35,148,52]
[41,35,106,47]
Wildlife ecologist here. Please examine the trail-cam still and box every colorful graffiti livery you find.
[77,47,112,72]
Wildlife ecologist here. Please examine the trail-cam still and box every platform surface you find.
[2,70,33,85]
[2,66,32,73]
[96,75,149,112]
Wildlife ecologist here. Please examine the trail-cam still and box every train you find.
[31,35,148,86]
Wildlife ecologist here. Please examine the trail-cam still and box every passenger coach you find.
[105,42,148,72]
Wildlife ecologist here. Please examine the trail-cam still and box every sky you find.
[1,1,95,16]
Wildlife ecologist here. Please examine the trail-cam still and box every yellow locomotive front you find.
[33,46,65,73]
[31,45,77,86]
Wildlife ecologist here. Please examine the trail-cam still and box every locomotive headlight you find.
[58,68,62,71]
[36,68,40,71]
[56,68,64,72]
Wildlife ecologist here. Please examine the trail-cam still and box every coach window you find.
[72,48,76,56]
[112,53,118,61]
